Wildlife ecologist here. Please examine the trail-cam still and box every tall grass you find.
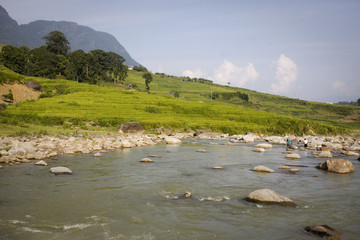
[0,66,24,84]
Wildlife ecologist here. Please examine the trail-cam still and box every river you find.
[1,139,359,239]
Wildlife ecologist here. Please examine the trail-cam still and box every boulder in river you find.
[252,165,274,173]
[164,136,182,144]
[242,134,256,143]
[35,160,48,166]
[316,158,354,174]
[252,148,265,153]
[176,192,192,199]
[212,166,223,170]
[254,143,272,149]
[286,153,301,159]
[196,149,207,153]
[318,151,333,158]
[140,158,153,163]
[93,152,102,157]
[304,225,340,239]
[278,166,291,170]
[49,166,72,175]
[245,189,296,207]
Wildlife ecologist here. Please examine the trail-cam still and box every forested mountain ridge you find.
[0,5,140,67]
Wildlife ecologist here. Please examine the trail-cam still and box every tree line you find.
[0,31,128,84]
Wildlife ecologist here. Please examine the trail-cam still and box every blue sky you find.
[1,0,359,103]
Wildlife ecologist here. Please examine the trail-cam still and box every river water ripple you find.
[1,139,359,239]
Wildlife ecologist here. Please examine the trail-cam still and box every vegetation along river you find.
[1,139,359,239]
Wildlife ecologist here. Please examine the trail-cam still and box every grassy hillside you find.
[124,70,360,131]
[0,67,348,136]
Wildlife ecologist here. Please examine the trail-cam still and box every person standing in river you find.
[304,138,308,148]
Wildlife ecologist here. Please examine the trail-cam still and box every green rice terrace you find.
[0,66,359,137]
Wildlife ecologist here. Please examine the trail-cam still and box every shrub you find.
[144,106,160,113]
[133,66,148,72]
[2,90,13,102]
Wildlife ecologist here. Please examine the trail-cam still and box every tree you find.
[89,50,127,84]
[55,54,68,77]
[90,49,108,72]
[143,72,153,93]
[66,50,89,82]
[116,64,128,84]
[66,50,99,84]
[0,45,29,74]
[358,98,360,106]
[25,46,58,78]
[105,51,126,84]
[43,31,70,55]
[174,91,180,98]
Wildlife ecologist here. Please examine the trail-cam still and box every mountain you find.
[0,5,140,67]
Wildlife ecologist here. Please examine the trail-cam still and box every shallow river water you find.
[1,139,359,240]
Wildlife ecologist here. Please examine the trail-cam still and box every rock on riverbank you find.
[0,134,166,165]
[0,133,359,166]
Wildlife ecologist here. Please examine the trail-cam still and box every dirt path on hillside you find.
[0,83,41,104]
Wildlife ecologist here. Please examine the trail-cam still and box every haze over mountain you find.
[0,5,140,67]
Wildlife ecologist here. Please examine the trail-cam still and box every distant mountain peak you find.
[0,5,140,67]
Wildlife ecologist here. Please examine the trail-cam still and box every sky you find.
[1,0,359,103]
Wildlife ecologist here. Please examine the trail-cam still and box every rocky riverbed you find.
[0,131,359,168]
[0,133,184,166]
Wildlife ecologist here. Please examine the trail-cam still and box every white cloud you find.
[182,60,259,88]
[270,54,298,94]
[330,80,360,101]
[212,60,259,87]
[182,69,207,79]
[157,65,164,73]
[331,81,347,92]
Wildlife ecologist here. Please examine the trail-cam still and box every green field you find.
[0,66,358,136]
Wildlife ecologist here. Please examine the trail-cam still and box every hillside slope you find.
[123,71,360,131]
[0,67,347,136]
